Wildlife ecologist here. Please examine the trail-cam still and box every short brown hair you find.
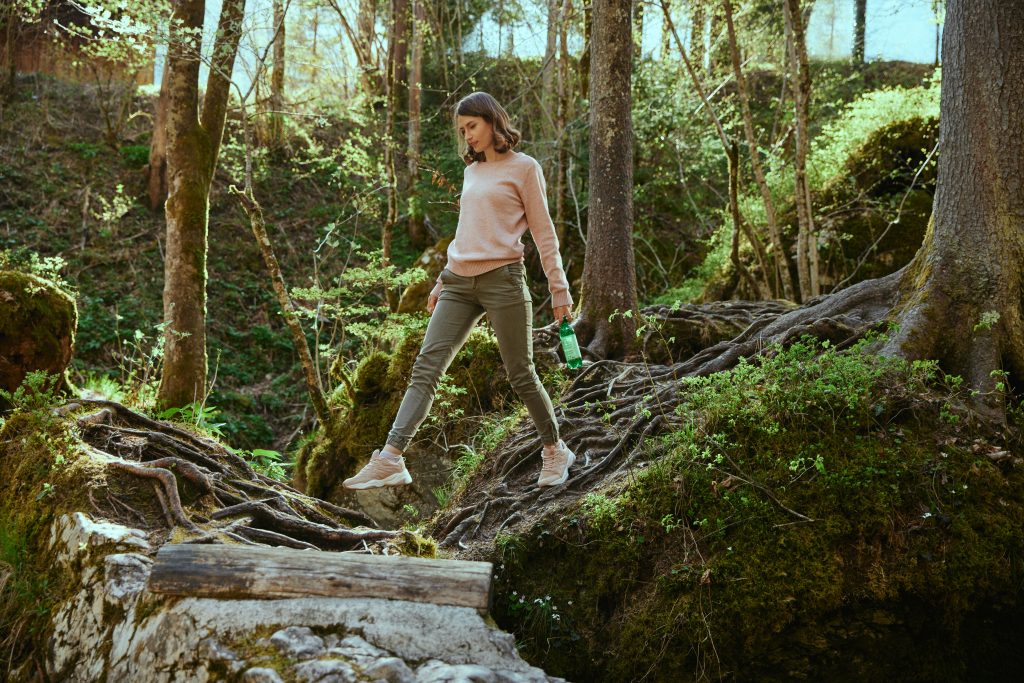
[453,91,522,164]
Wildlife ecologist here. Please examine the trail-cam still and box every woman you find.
[343,91,577,490]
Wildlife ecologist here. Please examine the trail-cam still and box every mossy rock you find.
[0,270,77,398]
[397,236,453,314]
[294,325,515,504]
[483,350,1024,682]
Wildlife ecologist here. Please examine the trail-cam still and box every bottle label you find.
[561,333,582,363]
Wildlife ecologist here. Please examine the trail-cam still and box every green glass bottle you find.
[560,316,583,369]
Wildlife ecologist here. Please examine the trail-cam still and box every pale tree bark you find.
[783,0,818,302]
[145,60,170,212]
[723,0,795,300]
[326,0,382,96]
[266,0,286,150]
[661,0,767,299]
[158,0,247,409]
[684,0,1024,422]
[632,0,643,62]
[853,0,867,64]
[554,0,572,245]
[576,0,638,359]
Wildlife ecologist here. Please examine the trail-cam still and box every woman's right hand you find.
[427,284,442,314]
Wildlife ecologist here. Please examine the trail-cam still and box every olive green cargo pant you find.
[385,262,560,451]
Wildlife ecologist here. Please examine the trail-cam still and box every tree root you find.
[68,400,396,551]
[433,275,904,552]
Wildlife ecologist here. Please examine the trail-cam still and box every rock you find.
[0,270,77,398]
[243,668,286,683]
[292,658,357,683]
[416,660,509,683]
[50,512,150,568]
[39,513,558,683]
[269,626,325,659]
[326,634,387,661]
[361,657,416,683]
[396,237,452,314]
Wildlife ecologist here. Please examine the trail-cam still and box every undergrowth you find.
[493,337,1024,682]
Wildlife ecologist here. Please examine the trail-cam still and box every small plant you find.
[157,402,227,438]
[0,371,61,413]
[91,183,134,237]
[233,447,289,481]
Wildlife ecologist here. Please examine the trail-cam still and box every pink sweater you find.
[436,150,574,309]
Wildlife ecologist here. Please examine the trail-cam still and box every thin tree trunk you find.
[577,0,638,359]
[406,0,428,248]
[661,0,767,299]
[145,59,170,212]
[724,0,794,299]
[783,0,818,302]
[158,0,247,409]
[381,0,401,311]
[853,0,867,64]
[632,0,644,62]
[580,0,592,103]
[267,0,286,150]
[690,1,705,72]
[555,0,572,245]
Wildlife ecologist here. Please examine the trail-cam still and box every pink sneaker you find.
[342,450,412,489]
[537,440,576,487]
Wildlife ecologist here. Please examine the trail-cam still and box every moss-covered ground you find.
[484,338,1024,681]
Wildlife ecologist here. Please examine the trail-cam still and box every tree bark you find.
[406,0,428,248]
[577,0,638,359]
[267,0,286,150]
[580,0,592,103]
[555,0,572,245]
[723,0,794,300]
[880,0,1024,416]
[783,0,818,302]
[158,0,246,409]
[145,60,170,212]
[677,0,1023,419]
[853,0,867,64]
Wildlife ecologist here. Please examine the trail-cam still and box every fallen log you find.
[148,543,493,614]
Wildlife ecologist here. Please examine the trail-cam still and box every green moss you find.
[0,409,101,675]
[295,326,515,500]
[490,340,1024,681]
[0,270,78,399]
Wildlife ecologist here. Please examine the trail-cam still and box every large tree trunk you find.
[158,0,246,409]
[880,0,1024,416]
[577,0,637,360]
[145,60,170,212]
[676,0,1023,421]
[853,0,867,64]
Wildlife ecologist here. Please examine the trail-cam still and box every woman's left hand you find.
[553,305,574,323]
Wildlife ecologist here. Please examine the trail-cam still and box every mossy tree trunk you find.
[157,0,246,410]
[879,0,1024,417]
[670,0,1023,420]
[576,0,637,359]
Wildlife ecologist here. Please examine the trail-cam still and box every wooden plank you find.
[147,544,493,614]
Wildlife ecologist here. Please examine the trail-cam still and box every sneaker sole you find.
[538,450,576,487]
[343,470,413,490]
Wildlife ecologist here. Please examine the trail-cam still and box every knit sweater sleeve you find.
[520,160,574,308]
